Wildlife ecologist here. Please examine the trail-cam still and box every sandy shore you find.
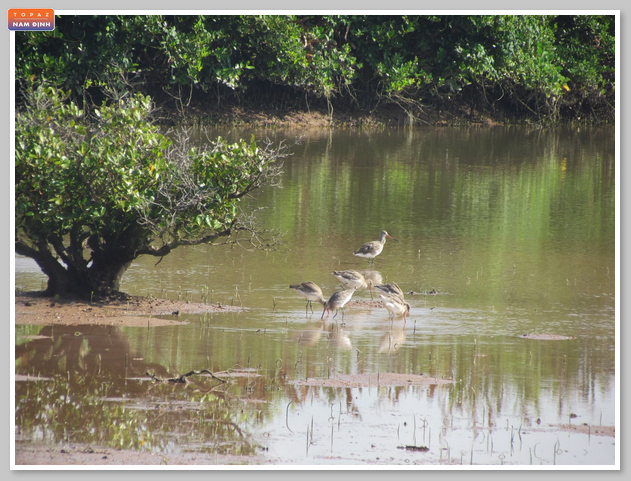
[14,292,242,327]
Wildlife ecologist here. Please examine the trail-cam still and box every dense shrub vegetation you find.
[15,83,287,298]
[16,14,615,124]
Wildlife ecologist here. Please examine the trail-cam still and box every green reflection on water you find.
[15,325,265,456]
[15,126,616,463]
[109,125,618,403]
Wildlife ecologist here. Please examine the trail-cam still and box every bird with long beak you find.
[331,270,373,299]
[289,281,326,315]
[353,230,399,266]
[380,293,411,321]
[322,287,357,320]
[373,282,404,299]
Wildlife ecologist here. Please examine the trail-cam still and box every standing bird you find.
[380,293,411,321]
[332,269,373,299]
[353,230,399,266]
[289,281,326,315]
[373,282,405,299]
[322,287,357,320]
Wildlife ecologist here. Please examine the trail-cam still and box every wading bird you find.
[353,230,398,266]
[322,287,357,320]
[380,293,411,321]
[289,281,326,315]
[373,282,404,299]
[332,270,373,299]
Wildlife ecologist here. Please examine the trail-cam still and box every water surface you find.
[15,126,616,465]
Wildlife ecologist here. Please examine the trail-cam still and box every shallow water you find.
[14,126,616,465]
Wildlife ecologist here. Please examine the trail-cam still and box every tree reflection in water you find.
[15,325,260,455]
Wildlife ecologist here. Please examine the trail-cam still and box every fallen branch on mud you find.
[146,369,228,384]
[398,445,430,452]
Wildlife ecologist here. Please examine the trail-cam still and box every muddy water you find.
[14,126,616,465]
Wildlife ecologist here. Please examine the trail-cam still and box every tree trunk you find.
[88,258,133,297]
[43,261,133,300]
[40,262,132,300]
[17,241,135,300]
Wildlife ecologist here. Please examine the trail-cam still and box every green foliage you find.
[16,83,168,241]
[15,14,615,124]
[552,15,615,97]
[15,82,286,298]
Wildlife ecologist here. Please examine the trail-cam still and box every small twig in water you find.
[285,400,294,433]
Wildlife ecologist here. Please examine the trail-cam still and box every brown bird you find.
[373,282,404,299]
[322,287,357,320]
[353,230,398,265]
[380,293,411,321]
[332,270,373,299]
[289,281,326,315]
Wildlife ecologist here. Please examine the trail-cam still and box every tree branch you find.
[136,226,233,257]
[15,240,39,259]
[49,235,72,267]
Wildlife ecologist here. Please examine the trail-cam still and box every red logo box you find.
[8,8,54,31]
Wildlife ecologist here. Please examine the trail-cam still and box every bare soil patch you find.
[14,443,270,466]
[180,102,419,128]
[14,292,241,327]
[528,422,615,438]
[519,333,576,340]
[288,372,453,388]
[557,423,615,437]
[348,299,384,308]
